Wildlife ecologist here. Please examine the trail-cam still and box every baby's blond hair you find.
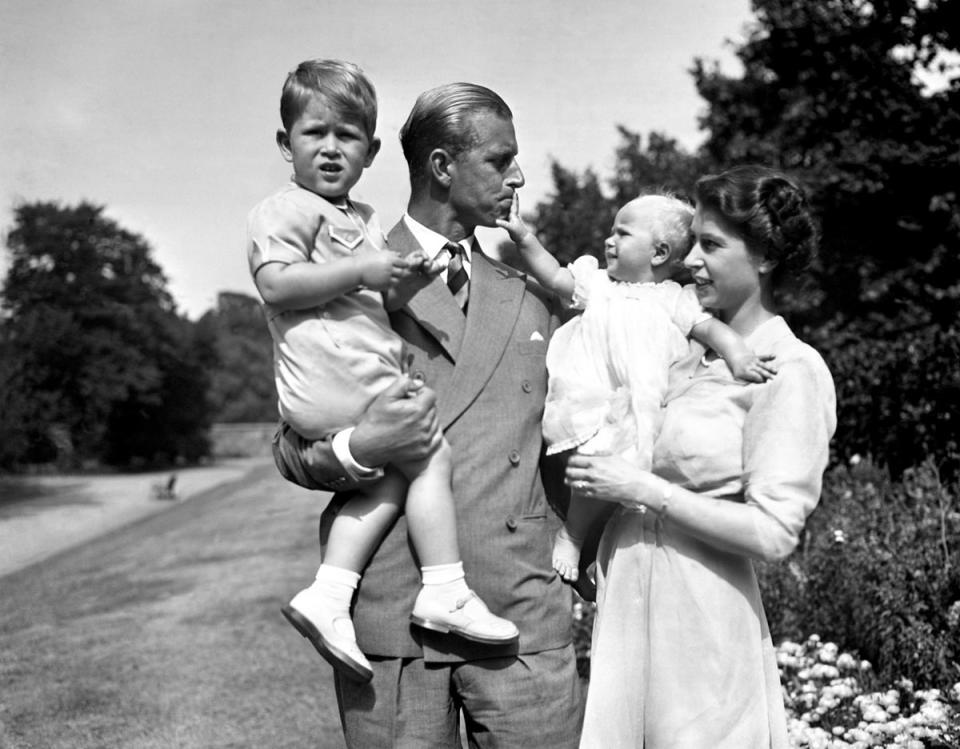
[622,194,695,269]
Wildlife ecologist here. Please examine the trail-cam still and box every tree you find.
[690,0,960,475]
[528,130,705,267]
[201,292,277,423]
[0,201,214,467]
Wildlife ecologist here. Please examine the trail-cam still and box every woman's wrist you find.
[628,475,673,514]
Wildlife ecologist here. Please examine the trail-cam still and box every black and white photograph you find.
[1,1,958,747]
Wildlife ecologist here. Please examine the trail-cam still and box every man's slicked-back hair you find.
[399,82,513,187]
[279,59,378,140]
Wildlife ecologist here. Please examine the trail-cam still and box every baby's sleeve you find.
[568,254,601,310]
[671,283,712,335]
[246,195,319,279]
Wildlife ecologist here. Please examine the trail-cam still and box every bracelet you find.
[657,483,673,518]
[654,482,672,546]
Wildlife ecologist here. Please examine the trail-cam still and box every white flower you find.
[837,653,858,670]
[819,642,840,663]
[950,682,960,702]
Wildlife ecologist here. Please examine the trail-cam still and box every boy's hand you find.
[495,193,532,244]
[404,249,445,278]
[728,353,778,383]
[356,249,415,291]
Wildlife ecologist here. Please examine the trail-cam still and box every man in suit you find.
[274,82,583,748]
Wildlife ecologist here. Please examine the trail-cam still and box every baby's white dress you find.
[542,255,709,465]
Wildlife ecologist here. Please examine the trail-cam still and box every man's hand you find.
[349,375,441,467]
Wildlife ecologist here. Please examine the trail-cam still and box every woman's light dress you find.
[580,315,836,749]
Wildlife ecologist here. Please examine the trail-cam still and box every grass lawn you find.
[0,463,348,749]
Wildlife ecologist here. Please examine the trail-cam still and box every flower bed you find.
[572,603,959,746]
[781,634,959,748]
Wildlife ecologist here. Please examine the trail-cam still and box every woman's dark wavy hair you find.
[694,165,819,288]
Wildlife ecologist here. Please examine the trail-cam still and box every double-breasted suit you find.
[320,219,573,660]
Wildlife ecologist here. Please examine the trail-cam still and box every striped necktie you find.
[444,241,469,312]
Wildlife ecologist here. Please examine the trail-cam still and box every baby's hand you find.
[495,193,532,244]
[729,353,778,383]
[357,249,414,291]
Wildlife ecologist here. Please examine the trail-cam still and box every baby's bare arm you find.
[691,317,777,383]
[497,194,575,302]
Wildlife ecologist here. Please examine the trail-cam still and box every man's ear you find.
[364,137,381,167]
[428,148,454,188]
[276,129,293,162]
[650,241,672,267]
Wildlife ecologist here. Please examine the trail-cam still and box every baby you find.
[499,193,775,581]
[246,59,517,683]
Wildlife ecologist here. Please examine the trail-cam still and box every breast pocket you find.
[518,339,547,356]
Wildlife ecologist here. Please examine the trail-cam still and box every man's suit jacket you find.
[320,219,574,661]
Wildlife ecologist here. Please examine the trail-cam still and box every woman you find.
[567,165,837,748]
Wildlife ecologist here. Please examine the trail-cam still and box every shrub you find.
[758,457,960,688]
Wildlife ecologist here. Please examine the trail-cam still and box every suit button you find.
[521,380,532,393]
[508,450,521,466]
[411,370,426,383]
[505,514,518,531]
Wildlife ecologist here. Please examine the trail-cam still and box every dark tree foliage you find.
[610,128,712,207]
[532,0,959,477]
[692,0,960,475]
[528,162,615,267]
[201,291,276,423]
[0,201,214,468]
[529,131,705,266]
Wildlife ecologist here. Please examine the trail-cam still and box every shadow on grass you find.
[0,480,95,517]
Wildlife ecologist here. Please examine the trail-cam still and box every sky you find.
[0,0,752,319]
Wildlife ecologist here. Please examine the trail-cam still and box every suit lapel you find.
[388,221,528,428]
[438,250,525,428]
[388,221,466,360]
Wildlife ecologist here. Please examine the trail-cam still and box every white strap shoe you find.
[282,587,373,683]
[410,589,519,645]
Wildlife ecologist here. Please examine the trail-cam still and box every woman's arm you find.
[566,355,836,562]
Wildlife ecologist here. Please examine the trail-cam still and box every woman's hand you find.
[565,452,663,510]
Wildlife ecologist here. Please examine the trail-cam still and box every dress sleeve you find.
[568,255,601,310]
[741,351,837,560]
[670,284,712,335]
[247,195,321,278]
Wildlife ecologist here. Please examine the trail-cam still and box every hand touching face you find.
[447,111,525,231]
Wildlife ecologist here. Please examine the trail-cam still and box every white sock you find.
[420,561,470,601]
[311,564,360,610]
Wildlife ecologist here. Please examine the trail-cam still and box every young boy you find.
[498,193,777,581]
[246,59,518,684]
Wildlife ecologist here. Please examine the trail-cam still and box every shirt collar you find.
[403,214,474,264]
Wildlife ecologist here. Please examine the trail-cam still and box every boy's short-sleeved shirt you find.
[246,181,404,438]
